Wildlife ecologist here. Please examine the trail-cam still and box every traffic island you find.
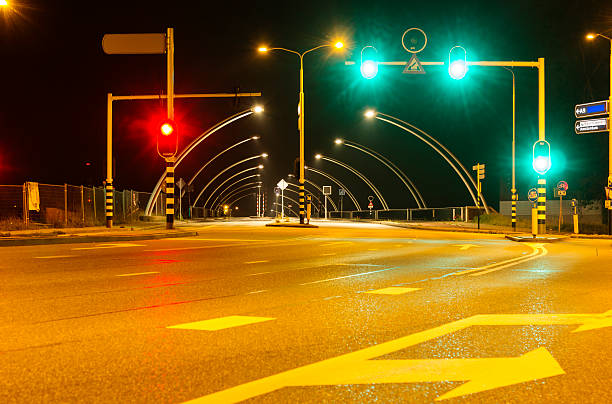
[505,234,568,243]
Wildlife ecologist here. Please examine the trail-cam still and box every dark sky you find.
[1,0,611,214]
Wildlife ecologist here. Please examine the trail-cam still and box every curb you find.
[0,231,199,247]
[376,221,516,235]
[504,235,567,243]
[265,222,319,228]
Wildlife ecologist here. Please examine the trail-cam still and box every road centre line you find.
[300,267,400,285]
[452,243,546,276]
[470,246,548,276]
[116,272,160,277]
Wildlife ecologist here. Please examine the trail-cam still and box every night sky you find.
[1,0,611,214]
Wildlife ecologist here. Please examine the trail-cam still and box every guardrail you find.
[328,207,484,222]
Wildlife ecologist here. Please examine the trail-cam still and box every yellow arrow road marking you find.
[184,309,611,403]
[452,244,480,250]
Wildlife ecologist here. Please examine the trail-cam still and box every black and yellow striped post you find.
[105,181,113,228]
[537,178,546,234]
[511,189,517,230]
[306,195,312,223]
[299,179,305,223]
[165,159,175,229]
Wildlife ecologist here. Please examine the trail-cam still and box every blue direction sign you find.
[527,188,538,203]
[575,117,609,134]
[575,100,609,118]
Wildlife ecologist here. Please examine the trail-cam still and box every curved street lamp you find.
[286,176,337,211]
[259,40,344,223]
[281,187,321,214]
[315,154,389,210]
[194,154,266,207]
[217,184,264,212]
[273,202,299,218]
[214,181,262,211]
[304,166,361,210]
[226,193,259,214]
[210,174,261,209]
[365,109,489,213]
[203,164,264,208]
[144,106,263,215]
[334,138,426,208]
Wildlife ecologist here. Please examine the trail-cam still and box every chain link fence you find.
[0,183,153,229]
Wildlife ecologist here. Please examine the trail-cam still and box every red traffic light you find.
[157,119,178,158]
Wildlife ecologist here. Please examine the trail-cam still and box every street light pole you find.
[259,42,343,224]
[502,67,517,230]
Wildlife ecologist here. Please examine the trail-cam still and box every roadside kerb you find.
[0,230,198,247]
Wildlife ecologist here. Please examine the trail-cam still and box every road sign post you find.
[556,181,568,232]
[277,179,288,220]
[528,188,539,235]
[322,186,331,219]
[472,163,485,229]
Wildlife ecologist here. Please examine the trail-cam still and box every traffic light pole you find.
[165,28,175,230]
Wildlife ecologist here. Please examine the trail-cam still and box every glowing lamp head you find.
[364,109,376,119]
[0,1,7,6]
[253,105,264,113]
[258,46,268,52]
[360,60,378,79]
[252,135,260,140]
[315,154,322,160]
[160,122,174,136]
[586,33,596,40]
[335,41,344,49]
[261,153,268,158]
[334,138,343,145]
[533,156,550,174]
[258,164,264,169]
[449,60,468,80]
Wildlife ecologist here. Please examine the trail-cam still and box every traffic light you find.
[360,59,378,79]
[448,45,468,80]
[157,119,178,158]
[223,205,229,215]
[532,140,551,175]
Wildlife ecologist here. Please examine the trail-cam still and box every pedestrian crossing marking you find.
[168,315,275,331]
[366,287,421,295]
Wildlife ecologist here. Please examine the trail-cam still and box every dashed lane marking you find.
[247,271,271,276]
[116,272,160,277]
[300,267,400,285]
[366,287,421,295]
[320,241,353,247]
[244,260,269,264]
[34,255,77,259]
[320,253,336,256]
[247,290,268,294]
[167,238,271,242]
[167,315,275,331]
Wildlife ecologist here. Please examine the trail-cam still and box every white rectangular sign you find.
[322,186,332,195]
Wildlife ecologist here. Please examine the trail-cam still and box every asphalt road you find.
[1,220,611,403]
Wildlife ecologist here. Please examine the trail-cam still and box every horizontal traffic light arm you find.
[111,92,261,101]
[346,60,541,68]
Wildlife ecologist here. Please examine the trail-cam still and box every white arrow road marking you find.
[72,243,145,250]
[183,309,612,403]
[452,244,480,250]
[452,243,546,276]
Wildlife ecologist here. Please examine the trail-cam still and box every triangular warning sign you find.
[403,54,426,74]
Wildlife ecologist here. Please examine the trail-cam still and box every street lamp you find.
[305,166,361,211]
[258,39,345,224]
[364,109,488,213]
[209,173,261,210]
[195,154,267,208]
[315,153,389,209]
[144,106,263,216]
[334,138,426,208]
[586,32,612,234]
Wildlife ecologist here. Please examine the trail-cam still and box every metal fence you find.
[0,183,154,227]
[329,207,471,222]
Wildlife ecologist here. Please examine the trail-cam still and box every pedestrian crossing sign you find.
[403,54,426,74]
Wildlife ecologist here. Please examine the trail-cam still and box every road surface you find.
[1,220,610,403]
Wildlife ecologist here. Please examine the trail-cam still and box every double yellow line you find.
[452,243,548,277]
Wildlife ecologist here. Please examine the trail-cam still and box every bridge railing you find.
[329,207,472,222]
